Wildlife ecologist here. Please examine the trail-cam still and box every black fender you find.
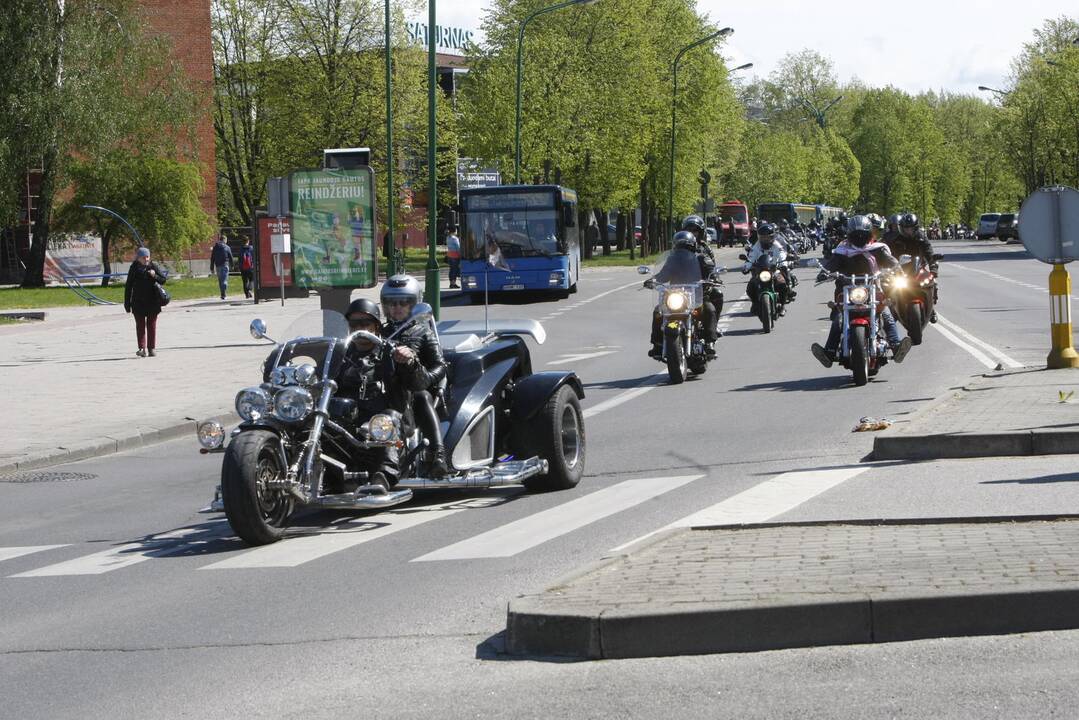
[228,422,291,471]
[444,357,519,453]
[663,320,686,338]
[511,371,585,424]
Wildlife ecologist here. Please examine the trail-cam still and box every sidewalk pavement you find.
[0,283,396,474]
[506,517,1079,659]
[872,367,1079,460]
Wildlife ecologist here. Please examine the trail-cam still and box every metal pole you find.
[423,0,440,320]
[276,215,284,307]
[384,0,396,276]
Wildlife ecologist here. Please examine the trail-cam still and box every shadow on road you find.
[733,375,856,392]
[940,249,1031,263]
[582,373,663,391]
[982,473,1079,485]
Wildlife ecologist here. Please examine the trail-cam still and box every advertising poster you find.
[288,168,378,288]
[256,216,293,287]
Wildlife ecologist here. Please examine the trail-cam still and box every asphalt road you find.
[2,240,1079,719]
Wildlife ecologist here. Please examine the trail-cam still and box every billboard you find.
[288,167,378,288]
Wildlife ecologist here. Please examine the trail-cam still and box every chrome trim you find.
[397,457,548,489]
[315,488,414,509]
[451,405,496,470]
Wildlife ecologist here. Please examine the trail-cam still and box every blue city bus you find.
[757,202,845,226]
[458,185,580,300]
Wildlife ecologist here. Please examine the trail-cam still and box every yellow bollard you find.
[1047,263,1079,368]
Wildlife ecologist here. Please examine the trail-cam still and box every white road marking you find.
[582,372,667,419]
[610,466,870,551]
[932,322,997,369]
[199,500,491,569]
[951,262,1075,301]
[934,313,1023,369]
[0,545,68,563]
[412,475,703,561]
[547,350,619,365]
[9,526,222,577]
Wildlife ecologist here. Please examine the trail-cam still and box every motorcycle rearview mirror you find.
[249,318,275,343]
[933,253,944,261]
[637,265,651,275]
[350,330,384,347]
[738,253,747,261]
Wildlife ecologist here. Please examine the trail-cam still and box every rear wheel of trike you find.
[221,430,294,545]
[521,386,586,492]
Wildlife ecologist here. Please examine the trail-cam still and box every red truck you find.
[717,200,750,247]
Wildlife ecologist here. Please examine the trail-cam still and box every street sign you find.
[270,232,291,254]
[267,177,289,218]
[1018,185,1079,264]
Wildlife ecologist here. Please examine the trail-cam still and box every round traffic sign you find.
[1019,185,1079,264]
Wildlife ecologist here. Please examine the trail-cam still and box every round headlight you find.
[665,292,688,312]
[849,286,870,304]
[197,421,225,449]
[368,414,399,442]
[891,275,908,289]
[235,387,271,422]
[758,270,773,283]
[295,363,318,386]
[274,387,314,422]
[270,366,289,386]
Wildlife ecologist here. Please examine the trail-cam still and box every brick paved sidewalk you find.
[506,518,1079,659]
[872,367,1079,460]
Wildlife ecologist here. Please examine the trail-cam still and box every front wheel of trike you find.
[221,430,294,545]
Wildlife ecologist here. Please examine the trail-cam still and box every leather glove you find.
[816,271,828,283]
[643,279,655,290]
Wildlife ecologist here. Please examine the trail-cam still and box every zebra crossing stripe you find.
[0,545,68,564]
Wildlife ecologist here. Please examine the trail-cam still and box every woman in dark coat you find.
[123,246,168,357]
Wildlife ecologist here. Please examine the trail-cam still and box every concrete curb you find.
[506,520,1079,660]
[0,411,237,476]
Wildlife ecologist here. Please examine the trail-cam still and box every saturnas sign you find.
[406,23,475,51]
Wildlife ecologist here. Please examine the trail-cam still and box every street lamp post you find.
[423,0,440,318]
[668,27,733,239]
[730,62,753,73]
[384,0,396,276]
[978,85,1008,98]
[514,0,599,184]
[797,94,843,129]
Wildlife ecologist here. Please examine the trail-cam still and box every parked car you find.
[977,213,1001,240]
[995,213,1019,242]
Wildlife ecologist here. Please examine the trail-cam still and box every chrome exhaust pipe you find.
[315,488,413,510]
[397,457,548,489]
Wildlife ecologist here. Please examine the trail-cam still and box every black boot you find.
[430,446,450,477]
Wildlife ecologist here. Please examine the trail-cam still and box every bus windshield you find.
[462,192,561,260]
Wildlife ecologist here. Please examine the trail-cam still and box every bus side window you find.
[563,204,576,228]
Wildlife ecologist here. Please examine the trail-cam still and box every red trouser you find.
[134,313,158,350]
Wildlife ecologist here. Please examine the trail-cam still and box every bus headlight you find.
[463,276,478,289]
[665,291,689,312]
[849,286,870,304]
[235,387,272,422]
[368,414,399,442]
[273,387,314,422]
[758,270,772,283]
[197,421,225,450]
[548,272,563,286]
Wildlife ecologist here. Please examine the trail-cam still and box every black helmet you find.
[681,215,706,234]
[346,298,381,324]
[757,222,776,237]
[868,213,885,230]
[847,215,873,247]
[673,230,697,251]
[778,218,790,229]
[899,212,918,229]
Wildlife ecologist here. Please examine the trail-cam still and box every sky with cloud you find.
[423,0,1076,94]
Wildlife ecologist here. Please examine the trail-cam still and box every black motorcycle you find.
[196,305,586,545]
[885,253,942,345]
[638,266,722,384]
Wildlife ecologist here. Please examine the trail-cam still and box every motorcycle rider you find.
[810,215,913,368]
[680,215,725,317]
[645,230,719,358]
[336,298,428,490]
[743,222,794,314]
[883,212,939,319]
[380,274,451,476]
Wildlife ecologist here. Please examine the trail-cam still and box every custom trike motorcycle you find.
[196,305,586,545]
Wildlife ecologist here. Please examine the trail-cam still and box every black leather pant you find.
[413,390,444,452]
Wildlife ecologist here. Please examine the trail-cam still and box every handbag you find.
[155,281,171,306]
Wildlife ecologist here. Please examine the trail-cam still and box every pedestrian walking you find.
[210,235,233,300]
[239,237,255,299]
[446,225,461,289]
[123,246,168,357]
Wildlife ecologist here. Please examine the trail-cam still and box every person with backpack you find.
[239,237,255,299]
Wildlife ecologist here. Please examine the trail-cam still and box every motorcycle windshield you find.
[653,249,702,285]
[262,310,350,382]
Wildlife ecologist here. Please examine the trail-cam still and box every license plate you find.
[503,284,524,290]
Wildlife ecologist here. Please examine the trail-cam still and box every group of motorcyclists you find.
[643,209,941,373]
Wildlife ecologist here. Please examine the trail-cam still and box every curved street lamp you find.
[796,94,843,129]
[514,0,600,184]
[668,27,733,238]
[731,62,753,73]
[978,85,1008,97]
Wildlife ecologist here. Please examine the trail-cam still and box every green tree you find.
[723,124,809,213]
[0,0,197,287]
[54,152,213,285]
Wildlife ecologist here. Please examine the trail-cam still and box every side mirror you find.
[250,318,268,340]
[738,254,747,261]
[637,265,651,275]
[410,302,434,323]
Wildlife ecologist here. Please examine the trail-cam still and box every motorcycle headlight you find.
[665,291,689,312]
[891,276,909,289]
[235,387,272,422]
[758,270,773,283]
[197,421,225,449]
[273,387,314,422]
[368,414,399,442]
[849,286,870,304]
[294,363,318,386]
